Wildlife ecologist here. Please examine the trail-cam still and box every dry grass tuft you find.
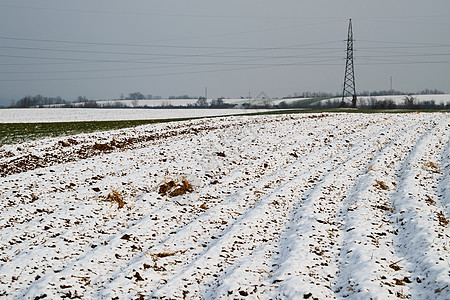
[158,177,193,197]
[373,180,389,190]
[394,277,410,286]
[435,285,449,294]
[215,151,226,157]
[151,251,179,258]
[394,278,406,286]
[425,195,436,206]
[93,142,114,152]
[389,260,402,271]
[367,165,381,172]
[437,211,449,227]
[158,179,176,196]
[374,203,394,213]
[58,140,70,147]
[104,189,125,209]
[423,161,440,173]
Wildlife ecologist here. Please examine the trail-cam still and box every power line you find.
[0,38,346,69]
[1,36,447,67]
[0,37,345,68]
[0,44,343,58]
[2,57,450,82]
[0,35,342,51]
[2,35,448,51]
[0,49,345,72]
[358,39,450,47]
[0,58,345,82]
[0,31,449,82]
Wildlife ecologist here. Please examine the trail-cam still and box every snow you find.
[0,108,272,124]
[0,112,449,299]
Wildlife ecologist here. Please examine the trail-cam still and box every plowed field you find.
[0,113,449,299]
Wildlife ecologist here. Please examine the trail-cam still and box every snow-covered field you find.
[0,112,449,299]
[0,108,272,124]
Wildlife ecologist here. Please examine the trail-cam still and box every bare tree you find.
[195,97,208,107]
[404,94,416,109]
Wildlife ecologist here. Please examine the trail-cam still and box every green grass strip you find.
[0,118,193,145]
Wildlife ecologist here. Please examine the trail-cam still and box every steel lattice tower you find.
[341,18,357,108]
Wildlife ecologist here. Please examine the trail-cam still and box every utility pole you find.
[341,18,357,108]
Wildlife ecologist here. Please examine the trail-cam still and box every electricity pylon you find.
[341,18,357,108]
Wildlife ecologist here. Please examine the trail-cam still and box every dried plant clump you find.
[58,140,70,147]
[158,177,193,197]
[373,180,389,191]
[57,138,78,147]
[159,180,176,196]
[437,211,449,227]
[435,285,449,294]
[389,260,403,271]
[367,165,381,172]
[158,180,176,196]
[425,195,436,206]
[93,142,114,152]
[170,178,194,197]
[147,249,187,272]
[270,200,280,206]
[151,251,179,258]
[393,277,410,288]
[215,151,226,157]
[423,161,439,173]
[374,203,394,213]
[104,189,125,209]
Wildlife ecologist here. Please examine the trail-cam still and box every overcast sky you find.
[0,0,449,105]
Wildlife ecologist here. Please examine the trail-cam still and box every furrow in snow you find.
[148,115,405,299]
[264,114,427,300]
[36,115,350,299]
[1,113,448,300]
[437,137,450,216]
[334,114,444,299]
[8,114,340,298]
[389,115,449,299]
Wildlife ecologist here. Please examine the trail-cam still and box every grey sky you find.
[0,0,449,106]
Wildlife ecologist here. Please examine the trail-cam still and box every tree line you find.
[7,88,447,109]
[284,89,445,99]
[305,95,450,110]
